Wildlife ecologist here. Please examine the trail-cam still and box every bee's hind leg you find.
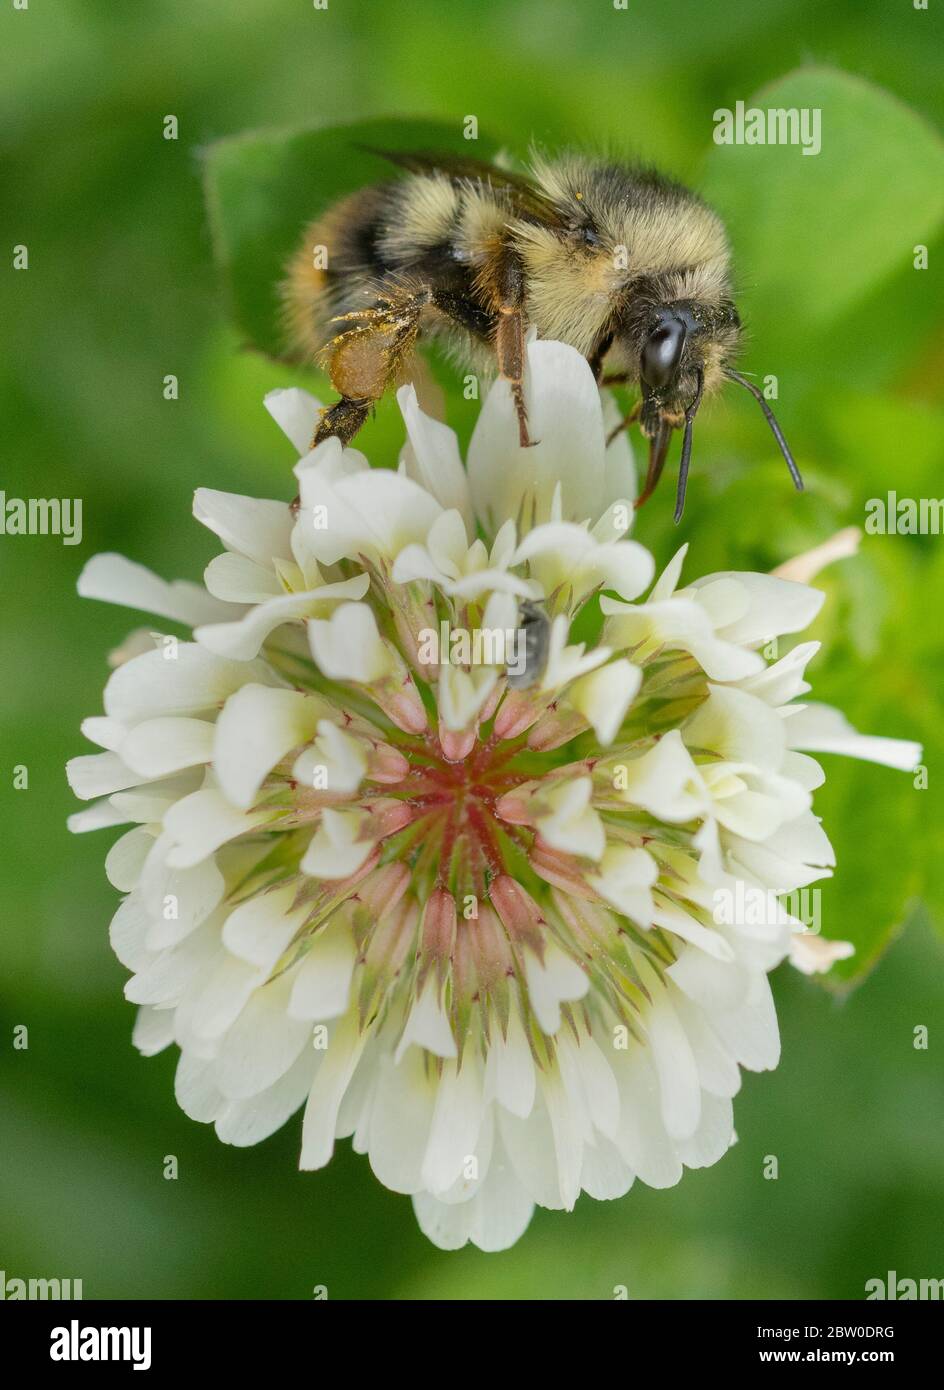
[312,282,431,450]
[289,285,427,513]
[312,395,371,448]
[288,396,372,515]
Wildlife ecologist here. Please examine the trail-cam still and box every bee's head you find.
[637,300,740,435]
[626,296,800,522]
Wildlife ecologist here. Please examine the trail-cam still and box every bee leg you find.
[588,332,614,382]
[312,395,372,448]
[490,249,537,449]
[496,306,536,448]
[633,418,673,509]
[605,399,641,446]
[591,334,639,439]
[311,284,430,450]
[290,395,372,514]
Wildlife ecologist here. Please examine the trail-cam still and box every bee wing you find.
[358,146,567,225]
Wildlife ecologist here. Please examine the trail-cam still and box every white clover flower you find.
[68,340,920,1252]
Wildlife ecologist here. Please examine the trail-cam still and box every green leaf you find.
[701,67,944,371]
[806,533,943,987]
[203,117,500,361]
[813,758,924,991]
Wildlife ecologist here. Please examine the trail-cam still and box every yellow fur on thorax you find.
[511,221,617,353]
[613,203,729,279]
[529,151,732,301]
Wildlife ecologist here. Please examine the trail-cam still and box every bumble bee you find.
[283,149,802,521]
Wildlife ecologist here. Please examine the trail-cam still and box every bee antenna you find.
[674,369,704,524]
[725,368,804,492]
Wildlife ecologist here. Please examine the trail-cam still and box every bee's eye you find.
[641,317,686,389]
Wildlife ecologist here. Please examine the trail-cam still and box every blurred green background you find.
[1,0,942,1300]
